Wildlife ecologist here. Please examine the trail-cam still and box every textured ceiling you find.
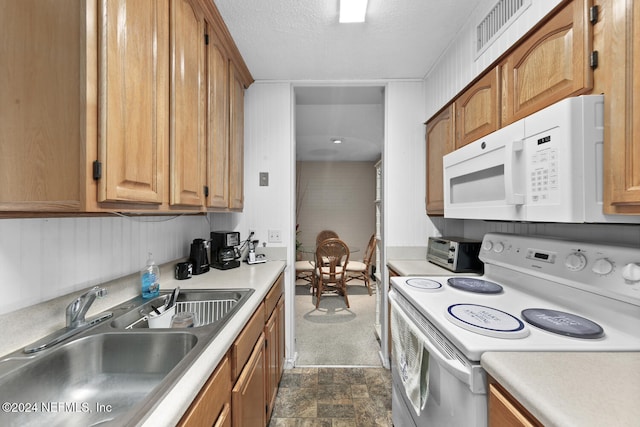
[212,0,488,160]
[213,0,486,81]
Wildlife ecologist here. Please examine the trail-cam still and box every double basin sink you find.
[0,289,254,427]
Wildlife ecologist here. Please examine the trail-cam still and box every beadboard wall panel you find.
[0,215,210,315]
[385,80,436,247]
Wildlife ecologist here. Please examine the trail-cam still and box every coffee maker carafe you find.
[189,238,210,275]
[210,231,241,270]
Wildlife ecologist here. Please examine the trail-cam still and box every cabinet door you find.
[228,63,245,211]
[265,305,278,420]
[455,67,500,149]
[232,333,266,427]
[170,0,206,207]
[500,0,592,125]
[98,0,168,204]
[425,104,455,215]
[604,0,640,213]
[206,28,230,209]
[489,383,542,427]
[0,0,84,211]
[178,355,231,427]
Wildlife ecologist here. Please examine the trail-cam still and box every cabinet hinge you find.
[204,185,209,197]
[589,5,599,25]
[204,33,209,45]
[92,160,102,180]
[590,51,599,69]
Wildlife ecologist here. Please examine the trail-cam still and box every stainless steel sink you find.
[0,332,197,427]
[0,288,254,426]
[110,289,252,329]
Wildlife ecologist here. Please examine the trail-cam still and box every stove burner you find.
[521,308,605,339]
[446,304,529,339]
[405,278,443,291]
[447,277,503,294]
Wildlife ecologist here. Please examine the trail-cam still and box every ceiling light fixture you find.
[339,0,368,23]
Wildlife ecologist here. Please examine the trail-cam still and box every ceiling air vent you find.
[476,0,531,56]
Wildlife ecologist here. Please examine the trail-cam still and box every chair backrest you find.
[316,230,339,246]
[315,238,350,279]
[363,234,376,265]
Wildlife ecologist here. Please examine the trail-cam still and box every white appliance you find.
[443,95,640,223]
[389,232,640,427]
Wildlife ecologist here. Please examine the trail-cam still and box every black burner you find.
[405,278,443,291]
[447,277,503,294]
[521,308,605,339]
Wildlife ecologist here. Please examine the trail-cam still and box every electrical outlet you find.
[268,229,281,243]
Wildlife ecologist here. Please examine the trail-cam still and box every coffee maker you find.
[210,231,241,270]
[189,238,210,275]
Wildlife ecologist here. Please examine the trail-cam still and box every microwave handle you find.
[505,139,525,206]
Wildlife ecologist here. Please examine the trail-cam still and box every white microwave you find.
[443,95,640,223]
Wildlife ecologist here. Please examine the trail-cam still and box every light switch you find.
[259,172,269,186]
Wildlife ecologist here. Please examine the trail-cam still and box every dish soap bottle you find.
[141,252,160,299]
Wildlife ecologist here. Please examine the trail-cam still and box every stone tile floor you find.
[268,367,392,427]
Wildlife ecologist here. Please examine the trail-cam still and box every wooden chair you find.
[346,234,376,295]
[314,238,350,308]
[316,230,339,246]
[295,259,315,285]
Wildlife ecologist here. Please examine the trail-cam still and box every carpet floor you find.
[294,279,381,367]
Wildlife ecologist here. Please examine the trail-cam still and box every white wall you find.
[0,215,210,315]
[296,161,376,252]
[385,80,434,247]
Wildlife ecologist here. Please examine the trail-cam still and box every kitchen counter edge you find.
[481,351,640,427]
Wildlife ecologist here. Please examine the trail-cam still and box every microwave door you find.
[443,120,525,220]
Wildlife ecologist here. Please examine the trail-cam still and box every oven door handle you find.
[390,295,473,387]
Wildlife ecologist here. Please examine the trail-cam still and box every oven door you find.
[443,120,525,221]
[389,291,487,427]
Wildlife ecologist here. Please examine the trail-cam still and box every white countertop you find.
[1,259,286,426]
[481,352,640,427]
[387,259,479,276]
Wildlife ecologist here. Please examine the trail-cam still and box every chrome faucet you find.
[24,286,113,354]
[66,286,108,328]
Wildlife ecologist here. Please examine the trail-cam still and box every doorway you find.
[293,85,385,366]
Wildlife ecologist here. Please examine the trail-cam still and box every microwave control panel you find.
[526,127,560,205]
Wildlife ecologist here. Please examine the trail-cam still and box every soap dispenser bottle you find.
[141,252,160,299]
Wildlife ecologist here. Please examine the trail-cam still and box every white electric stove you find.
[389,232,640,427]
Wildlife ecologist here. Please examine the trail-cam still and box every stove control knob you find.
[493,242,504,253]
[565,252,587,271]
[621,263,640,283]
[482,241,493,251]
[591,258,614,276]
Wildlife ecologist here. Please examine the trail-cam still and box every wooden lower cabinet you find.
[488,381,542,427]
[265,297,285,419]
[178,355,231,427]
[232,333,266,427]
[180,274,285,427]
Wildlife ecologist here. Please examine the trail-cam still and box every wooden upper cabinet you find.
[99,0,168,205]
[455,67,500,148]
[170,0,207,208]
[0,0,85,212]
[500,0,593,125]
[425,104,455,216]
[229,63,245,211]
[603,0,640,213]
[206,28,230,209]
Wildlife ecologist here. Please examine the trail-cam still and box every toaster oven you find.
[427,237,483,273]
